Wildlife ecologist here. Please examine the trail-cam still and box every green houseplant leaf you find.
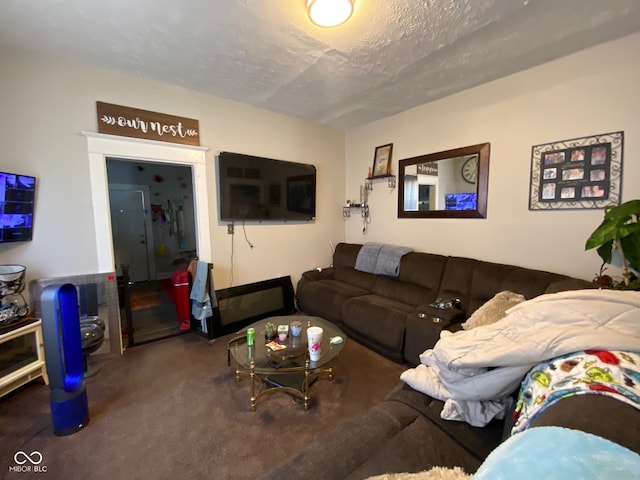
[621,232,640,273]
[585,199,640,288]
[585,221,616,251]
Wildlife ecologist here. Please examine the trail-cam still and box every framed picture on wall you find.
[371,143,393,178]
[528,131,623,210]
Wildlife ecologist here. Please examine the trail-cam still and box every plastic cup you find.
[290,320,302,337]
[307,326,323,362]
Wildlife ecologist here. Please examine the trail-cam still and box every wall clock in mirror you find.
[461,156,477,184]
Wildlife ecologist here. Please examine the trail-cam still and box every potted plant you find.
[585,199,640,289]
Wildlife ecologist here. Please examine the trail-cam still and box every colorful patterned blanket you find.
[512,350,640,434]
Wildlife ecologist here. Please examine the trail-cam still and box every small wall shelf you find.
[342,202,369,218]
[365,175,396,191]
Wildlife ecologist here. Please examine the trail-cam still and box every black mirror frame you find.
[397,142,490,219]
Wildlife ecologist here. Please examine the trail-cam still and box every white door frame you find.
[82,132,211,273]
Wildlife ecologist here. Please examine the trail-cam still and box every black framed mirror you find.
[397,142,490,218]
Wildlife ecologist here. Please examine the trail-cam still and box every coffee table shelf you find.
[228,316,346,410]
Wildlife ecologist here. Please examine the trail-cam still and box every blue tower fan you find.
[41,283,90,435]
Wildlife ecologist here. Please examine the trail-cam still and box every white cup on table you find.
[307,326,323,361]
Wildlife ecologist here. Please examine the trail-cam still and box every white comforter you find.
[400,289,640,426]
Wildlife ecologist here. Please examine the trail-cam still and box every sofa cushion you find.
[259,399,481,480]
[435,257,477,309]
[465,261,579,314]
[528,394,640,454]
[296,278,370,325]
[335,265,378,291]
[387,383,505,462]
[545,277,595,293]
[395,252,448,292]
[373,276,436,307]
[342,294,415,355]
[436,256,592,317]
[259,400,436,480]
[333,242,363,268]
[346,414,481,479]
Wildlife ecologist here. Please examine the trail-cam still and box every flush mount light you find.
[307,0,354,27]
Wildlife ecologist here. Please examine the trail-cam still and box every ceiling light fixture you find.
[307,0,354,27]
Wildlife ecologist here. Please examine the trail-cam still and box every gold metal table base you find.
[234,355,335,411]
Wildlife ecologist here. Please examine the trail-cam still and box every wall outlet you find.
[227,224,234,234]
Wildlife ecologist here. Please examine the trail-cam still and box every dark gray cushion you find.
[335,266,377,291]
[372,276,435,307]
[259,398,480,480]
[296,278,370,325]
[395,252,448,292]
[333,242,362,269]
[258,400,427,480]
[528,394,640,454]
[404,310,465,365]
[341,294,414,357]
[436,256,593,316]
[386,383,505,462]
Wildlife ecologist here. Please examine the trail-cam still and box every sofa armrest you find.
[416,304,466,329]
[404,307,466,365]
[300,266,335,282]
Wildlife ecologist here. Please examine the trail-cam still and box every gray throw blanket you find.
[355,243,413,277]
[190,261,216,333]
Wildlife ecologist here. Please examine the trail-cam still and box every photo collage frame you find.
[529,131,623,210]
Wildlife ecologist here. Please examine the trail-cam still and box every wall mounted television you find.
[0,171,36,243]
[217,152,316,222]
[445,192,477,211]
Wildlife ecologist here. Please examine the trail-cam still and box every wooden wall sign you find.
[96,101,200,146]
[417,163,438,175]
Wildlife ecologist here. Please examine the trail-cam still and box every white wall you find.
[0,49,345,302]
[345,32,640,282]
[3,30,639,305]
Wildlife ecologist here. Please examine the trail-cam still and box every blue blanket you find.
[474,426,640,479]
[354,243,413,277]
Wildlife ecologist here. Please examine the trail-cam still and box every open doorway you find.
[84,132,212,355]
[106,158,198,345]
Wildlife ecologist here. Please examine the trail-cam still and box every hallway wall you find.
[0,48,345,303]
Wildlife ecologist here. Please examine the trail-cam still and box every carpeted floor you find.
[0,331,407,479]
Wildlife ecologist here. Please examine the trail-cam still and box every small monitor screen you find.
[0,171,36,242]
[445,192,477,211]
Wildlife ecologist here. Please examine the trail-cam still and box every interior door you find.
[108,184,155,282]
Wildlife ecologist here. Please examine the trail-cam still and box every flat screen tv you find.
[445,192,477,211]
[218,152,316,222]
[0,171,36,242]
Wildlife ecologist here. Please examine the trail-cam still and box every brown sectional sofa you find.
[260,243,640,479]
[296,242,592,364]
[260,383,640,479]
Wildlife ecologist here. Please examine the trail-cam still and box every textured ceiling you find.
[1,0,640,130]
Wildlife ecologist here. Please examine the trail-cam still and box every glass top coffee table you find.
[228,315,347,410]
